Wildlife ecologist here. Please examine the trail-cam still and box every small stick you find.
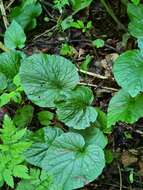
[79,82,118,92]
[78,69,108,80]
[118,163,123,190]
[0,0,9,28]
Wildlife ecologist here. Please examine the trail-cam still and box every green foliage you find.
[56,86,98,129]
[60,43,76,56]
[4,20,26,49]
[20,54,79,108]
[113,50,143,97]
[13,105,34,128]
[0,73,7,93]
[131,0,140,6]
[92,39,105,48]
[10,1,42,31]
[37,111,54,126]
[107,90,143,127]
[54,0,70,12]
[25,127,105,190]
[0,115,31,187]
[128,3,143,38]
[71,0,93,13]
[16,168,55,190]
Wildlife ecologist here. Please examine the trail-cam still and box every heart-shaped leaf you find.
[10,3,42,31]
[128,3,143,38]
[4,20,26,49]
[56,86,98,129]
[20,54,79,108]
[25,127,63,167]
[41,132,105,190]
[113,50,143,97]
[107,89,143,127]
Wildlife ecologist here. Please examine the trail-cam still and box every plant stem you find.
[100,0,126,31]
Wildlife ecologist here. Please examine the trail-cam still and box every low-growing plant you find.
[0,0,143,189]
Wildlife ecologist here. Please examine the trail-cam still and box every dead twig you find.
[118,163,123,190]
[6,0,16,10]
[79,82,118,92]
[0,42,9,52]
[78,69,108,80]
[0,0,9,28]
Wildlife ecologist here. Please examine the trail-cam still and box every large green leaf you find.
[20,54,79,108]
[113,50,143,97]
[4,20,26,49]
[0,51,24,80]
[41,132,105,190]
[56,86,98,129]
[25,127,63,167]
[10,3,42,31]
[107,89,143,127]
[128,3,143,38]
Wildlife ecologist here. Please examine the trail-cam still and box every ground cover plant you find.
[0,0,143,189]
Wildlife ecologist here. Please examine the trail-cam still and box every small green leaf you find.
[3,169,14,188]
[113,50,143,97]
[71,0,93,13]
[41,132,105,190]
[20,54,79,108]
[0,73,7,92]
[13,165,30,179]
[37,111,53,126]
[92,39,105,48]
[56,86,98,129]
[131,0,140,6]
[107,89,143,127]
[4,20,26,49]
[13,105,34,128]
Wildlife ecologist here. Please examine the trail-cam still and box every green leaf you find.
[4,20,26,49]
[0,51,24,80]
[131,0,140,5]
[72,127,107,149]
[41,132,105,190]
[20,54,79,108]
[37,111,53,126]
[25,127,63,167]
[113,50,143,97]
[128,3,143,38]
[107,89,143,127]
[13,165,30,179]
[71,0,93,13]
[0,73,7,92]
[92,39,105,48]
[56,86,98,129]
[13,105,34,128]
[3,169,14,188]
[10,3,42,31]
